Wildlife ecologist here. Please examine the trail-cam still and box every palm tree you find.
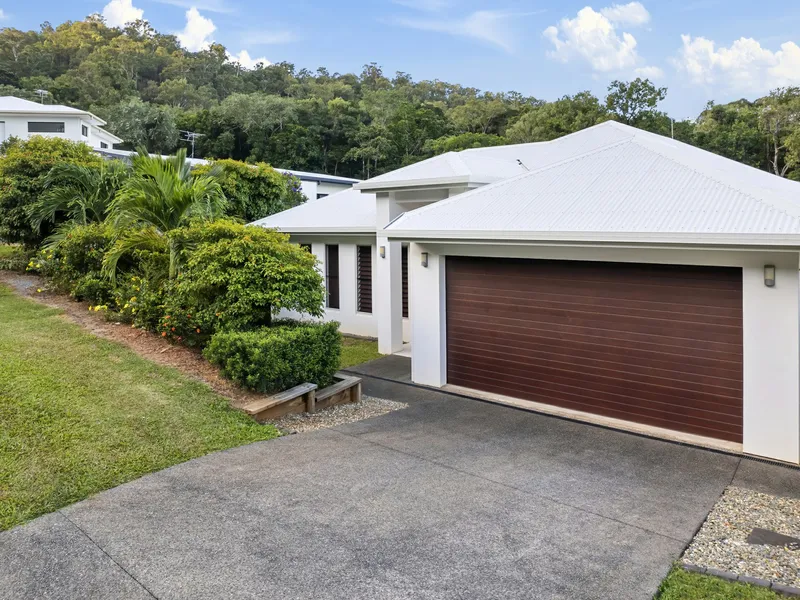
[102,148,226,281]
[29,160,130,248]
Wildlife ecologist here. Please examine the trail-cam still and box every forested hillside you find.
[1,16,799,180]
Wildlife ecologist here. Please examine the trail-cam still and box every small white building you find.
[254,121,800,465]
[0,96,122,149]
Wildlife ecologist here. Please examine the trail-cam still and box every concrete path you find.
[3,364,800,600]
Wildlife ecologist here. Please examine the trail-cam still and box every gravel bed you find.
[682,486,800,586]
[269,395,408,434]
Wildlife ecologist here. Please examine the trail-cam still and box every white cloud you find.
[600,2,650,26]
[0,9,7,20]
[395,10,527,53]
[392,0,451,11]
[672,35,800,93]
[101,0,143,27]
[543,5,660,76]
[227,50,270,69]
[634,65,664,78]
[177,8,216,52]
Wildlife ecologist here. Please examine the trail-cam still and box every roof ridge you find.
[628,132,800,223]
[388,138,633,230]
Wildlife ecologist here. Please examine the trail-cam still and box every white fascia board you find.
[384,229,800,248]
[354,175,494,192]
[251,226,376,235]
[96,127,123,143]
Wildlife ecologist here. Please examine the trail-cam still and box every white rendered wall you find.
[0,114,115,149]
[409,242,800,464]
[278,236,378,339]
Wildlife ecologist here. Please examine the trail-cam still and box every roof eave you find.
[355,174,494,192]
[250,224,376,235]
[384,229,800,248]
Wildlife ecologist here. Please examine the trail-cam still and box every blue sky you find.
[3,0,800,117]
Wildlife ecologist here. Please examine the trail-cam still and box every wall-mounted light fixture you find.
[764,265,776,287]
[421,252,429,268]
[379,246,386,259]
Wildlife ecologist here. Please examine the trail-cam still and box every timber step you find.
[242,375,362,423]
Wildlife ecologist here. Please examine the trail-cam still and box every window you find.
[81,125,88,137]
[28,122,65,133]
[100,142,108,149]
[357,246,372,314]
[326,245,340,309]
[402,245,409,318]
[316,193,329,200]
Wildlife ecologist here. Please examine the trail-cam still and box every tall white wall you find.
[409,242,800,464]
[0,114,115,149]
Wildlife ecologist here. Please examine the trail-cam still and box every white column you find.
[376,193,404,355]
[742,254,800,463]
[410,243,447,386]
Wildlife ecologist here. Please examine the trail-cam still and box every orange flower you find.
[196,328,201,333]
[165,315,170,320]
[161,332,167,337]
[171,327,176,332]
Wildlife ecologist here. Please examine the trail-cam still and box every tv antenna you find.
[179,130,205,158]
[34,89,49,104]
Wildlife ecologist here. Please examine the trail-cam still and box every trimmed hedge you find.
[203,321,342,394]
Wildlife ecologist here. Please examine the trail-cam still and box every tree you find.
[425,132,508,154]
[192,159,305,221]
[103,149,226,280]
[506,92,608,142]
[29,160,130,245]
[96,98,179,153]
[605,78,667,126]
[0,136,102,247]
[758,87,800,178]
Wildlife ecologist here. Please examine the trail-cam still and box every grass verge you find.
[656,567,783,599]
[340,336,381,369]
[0,285,279,531]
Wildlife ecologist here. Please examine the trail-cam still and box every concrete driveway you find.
[3,362,799,600]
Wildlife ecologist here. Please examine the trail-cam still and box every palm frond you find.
[102,226,168,283]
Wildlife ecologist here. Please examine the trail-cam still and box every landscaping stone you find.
[682,486,800,587]
[269,395,407,433]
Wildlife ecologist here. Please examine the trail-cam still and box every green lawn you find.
[656,567,782,599]
[0,285,279,531]
[340,336,381,369]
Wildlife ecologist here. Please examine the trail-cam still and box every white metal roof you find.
[250,187,376,234]
[387,121,800,246]
[354,123,635,192]
[0,96,108,125]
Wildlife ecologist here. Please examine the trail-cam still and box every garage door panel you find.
[450,371,743,442]
[447,343,742,393]
[446,331,743,380]
[448,354,742,415]
[447,301,743,344]
[447,290,742,327]
[446,257,743,443]
[448,313,743,356]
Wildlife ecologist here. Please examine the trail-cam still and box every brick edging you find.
[682,563,800,596]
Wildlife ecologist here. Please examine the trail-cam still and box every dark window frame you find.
[81,124,88,137]
[100,141,108,149]
[357,245,372,314]
[326,244,340,309]
[402,245,409,318]
[28,121,65,133]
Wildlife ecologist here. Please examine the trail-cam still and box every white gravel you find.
[682,486,800,586]
[269,395,408,434]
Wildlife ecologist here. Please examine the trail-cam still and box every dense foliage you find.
[192,160,304,222]
[204,321,342,393]
[0,137,102,246]
[5,16,800,182]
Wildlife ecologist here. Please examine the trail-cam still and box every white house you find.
[0,96,122,149]
[253,121,800,465]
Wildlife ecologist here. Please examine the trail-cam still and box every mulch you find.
[0,271,263,409]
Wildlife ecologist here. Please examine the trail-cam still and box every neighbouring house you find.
[0,96,122,149]
[253,120,800,466]
[95,147,359,201]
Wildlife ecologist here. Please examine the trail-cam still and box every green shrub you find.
[192,159,305,222]
[156,221,324,346]
[0,245,34,272]
[0,137,102,247]
[204,321,342,393]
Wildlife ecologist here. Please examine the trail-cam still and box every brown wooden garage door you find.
[446,257,743,442]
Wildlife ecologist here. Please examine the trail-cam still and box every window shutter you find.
[402,246,408,318]
[357,246,372,314]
